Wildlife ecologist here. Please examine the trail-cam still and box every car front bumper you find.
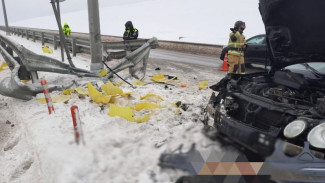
[214,106,280,157]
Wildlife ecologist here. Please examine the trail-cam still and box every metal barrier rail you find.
[0,26,158,58]
[0,26,223,56]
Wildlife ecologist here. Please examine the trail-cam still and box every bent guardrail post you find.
[0,34,98,100]
[105,37,158,80]
[0,44,74,100]
[102,38,159,60]
[32,31,36,42]
[0,34,96,77]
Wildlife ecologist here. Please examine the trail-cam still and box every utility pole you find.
[87,0,103,73]
[1,0,10,35]
[56,0,65,62]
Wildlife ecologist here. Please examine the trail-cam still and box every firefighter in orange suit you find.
[227,21,247,74]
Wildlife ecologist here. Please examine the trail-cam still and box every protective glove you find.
[231,35,237,42]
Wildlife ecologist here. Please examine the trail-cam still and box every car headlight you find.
[283,119,307,139]
[307,123,325,149]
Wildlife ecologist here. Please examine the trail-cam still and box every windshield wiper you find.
[300,63,325,78]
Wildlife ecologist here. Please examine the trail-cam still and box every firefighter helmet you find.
[234,21,245,30]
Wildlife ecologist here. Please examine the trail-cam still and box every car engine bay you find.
[210,69,325,158]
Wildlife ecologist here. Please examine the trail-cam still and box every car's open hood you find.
[259,0,325,71]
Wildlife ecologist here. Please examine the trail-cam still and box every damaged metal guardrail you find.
[0,33,98,100]
[104,37,158,80]
[0,31,159,100]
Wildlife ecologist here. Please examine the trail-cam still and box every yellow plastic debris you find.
[166,75,178,82]
[134,114,150,123]
[108,104,134,121]
[110,96,129,106]
[62,88,75,95]
[37,95,71,104]
[135,102,161,111]
[151,74,167,83]
[175,101,183,114]
[108,104,150,123]
[87,82,111,104]
[140,94,164,102]
[98,68,108,77]
[21,80,31,83]
[152,74,180,83]
[42,45,53,54]
[199,81,209,90]
[134,80,147,86]
[120,92,134,97]
[114,81,124,87]
[101,81,123,96]
[175,108,181,114]
[76,86,88,96]
[0,62,8,71]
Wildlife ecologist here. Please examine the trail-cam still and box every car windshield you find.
[247,36,265,44]
[286,62,325,75]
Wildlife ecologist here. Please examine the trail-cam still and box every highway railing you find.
[0,26,223,57]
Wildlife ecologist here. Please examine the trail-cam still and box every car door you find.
[245,35,268,65]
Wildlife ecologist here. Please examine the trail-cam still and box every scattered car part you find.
[159,143,198,175]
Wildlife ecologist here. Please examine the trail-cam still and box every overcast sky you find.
[0,0,150,24]
[1,0,264,45]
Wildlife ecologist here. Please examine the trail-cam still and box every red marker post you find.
[40,80,55,114]
[70,106,85,145]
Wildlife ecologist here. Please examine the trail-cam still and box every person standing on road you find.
[209,21,247,91]
[123,21,139,40]
[227,20,247,75]
[62,23,71,37]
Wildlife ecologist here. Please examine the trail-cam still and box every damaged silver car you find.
[207,0,325,181]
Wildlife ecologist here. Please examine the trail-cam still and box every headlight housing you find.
[283,119,307,139]
[307,123,325,149]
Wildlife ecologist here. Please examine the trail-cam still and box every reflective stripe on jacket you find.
[228,31,246,56]
[123,28,138,40]
[62,26,71,37]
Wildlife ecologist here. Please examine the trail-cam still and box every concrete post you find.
[87,0,103,73]
[56,0,65,62]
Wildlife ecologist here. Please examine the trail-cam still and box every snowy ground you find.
[0,32,230,183]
